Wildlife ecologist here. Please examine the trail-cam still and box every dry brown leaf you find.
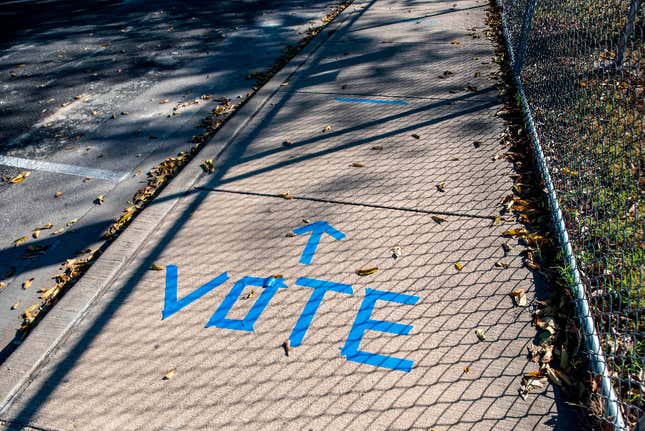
[32,229,41,239]
[454,262,463,271]
[463,365,470,374]
[4,171,31,184]
[510,289,527,307]
[149,264,164,271]
[451,39,461,45]
[95,195,104,205]
[356,267,378,276]
[503,227,529,237]
[494,260,510,269]
[436,182,446,192]
[0,281,6,290]
[351,162,365,168]
[11,302,19,310]
[475,329,486,341]
[201,159,215,173]
[431,215,447,224]
[14,236,28,246]
[411,133,420,139]
[54,191,62,198]
[391,246,402,259]
[22,278,34,290]
[282,340,291,356]
[162,368,177,380]
[53,227,65,235]
[371,145,383,151]
[279,191,294,200]
[285,232,296,237]
[502,243,512,253]
[66,218,79,227]
[322,125,332,133]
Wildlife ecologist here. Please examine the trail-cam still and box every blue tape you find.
[289,277,353,347]
[341,288,419,372]
[292,220,346,265]
[335,97,409,106]
[205,276,287,331]
[162,265,229,320]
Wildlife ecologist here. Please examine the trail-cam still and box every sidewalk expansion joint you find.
[197,186,498,220]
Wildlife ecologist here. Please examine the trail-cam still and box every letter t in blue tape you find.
[341,288,420,372]
[289,277,353,347]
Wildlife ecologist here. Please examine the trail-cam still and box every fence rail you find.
[497,0,643,429]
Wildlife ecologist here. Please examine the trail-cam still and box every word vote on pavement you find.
[162,220,420,372]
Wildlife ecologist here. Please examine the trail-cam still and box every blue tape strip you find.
[289,277,353,347]
[205,276,287,331]
[335,97,409,106]
[341,288,419,372]
[162,265,229,320]
[292,220,346,265]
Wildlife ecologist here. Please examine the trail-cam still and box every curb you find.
[0,2,359,414]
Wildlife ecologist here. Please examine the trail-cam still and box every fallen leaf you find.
[201,159,215,173]
[11,302,19,310]
[502,243,512,253]
[285,232,297,237]
[451,39,461,45]
[475,329,486,341]
[282,340,291,356]
[356,267,378,276]
[95,195,104,205]
[411,133,420,139]
[371,145,383,151]
[302,218,311,224]
[53,228,65,235]
[54,191,62,198]
[463,365,470,374]
[472,140,482,148]
[454,262,463,271]
[391,246,402,259]
[14,236,28,246]
[3,171,31,184]
[0,281,5,290]
[322,125,332,133]
[162,368,177,380]
[436,182,446,192]
[503,227,529,237]
[282,140,293,147]
[149,264,164,271]
[243,290,256,300]
[66,218,79,227]
[160,99,170,104]
[279,191,294,200]
[494,260,510,268]
[351,162,365,168]
[22,278,34,289]
[510,289,527,306]
[431,215,447,224]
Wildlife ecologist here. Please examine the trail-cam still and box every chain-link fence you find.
[498,0,644,428]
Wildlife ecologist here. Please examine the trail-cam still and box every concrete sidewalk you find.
[0,0,575,429]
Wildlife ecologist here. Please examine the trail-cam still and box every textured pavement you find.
[0,0,576,430]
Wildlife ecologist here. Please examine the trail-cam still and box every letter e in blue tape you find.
[162,265,229,320]
[206,276,287,332]
[341,288,419,372]
[289,277,353,347]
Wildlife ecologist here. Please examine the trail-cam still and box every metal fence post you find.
[615,0,640,68]
[513,0,538,77]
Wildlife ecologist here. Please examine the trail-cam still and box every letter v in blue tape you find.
[206,276,287,331]
[289,277,353,347]
[162,265,229,320]
[341,288,420,372]
[292,220,345,265]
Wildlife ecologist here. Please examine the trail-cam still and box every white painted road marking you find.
[0,155,128,182]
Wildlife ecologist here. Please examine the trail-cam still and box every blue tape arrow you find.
[292,220,346,265]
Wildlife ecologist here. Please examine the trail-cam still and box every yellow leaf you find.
[454,262,463,271]
[32,230,41,239]
[162,368,177,380]
[356,267,378,276]
[502,227,529,237]
[14,236,28,246]
[38,223,54,230]
[11,302,19,310]
[451,39,461,45]
[279,191,294,200]
[510,289,527,307]
[0,281,5,290]
[475,329,486,341]
[53,228,65,235]
[201,159,215,173]
[22,278,34,289]
[463,365,470,374]
[66,218,79,226]
[149,264,164,271]
[351,162,365,168]
[4,171,31,184]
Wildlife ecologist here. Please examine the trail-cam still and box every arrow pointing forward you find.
[292,220,346,265]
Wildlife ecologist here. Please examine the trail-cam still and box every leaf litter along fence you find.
[497,0,643,429]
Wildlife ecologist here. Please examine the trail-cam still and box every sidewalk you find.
[0,0,575,430]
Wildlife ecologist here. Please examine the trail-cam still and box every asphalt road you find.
[0,0,344,362]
